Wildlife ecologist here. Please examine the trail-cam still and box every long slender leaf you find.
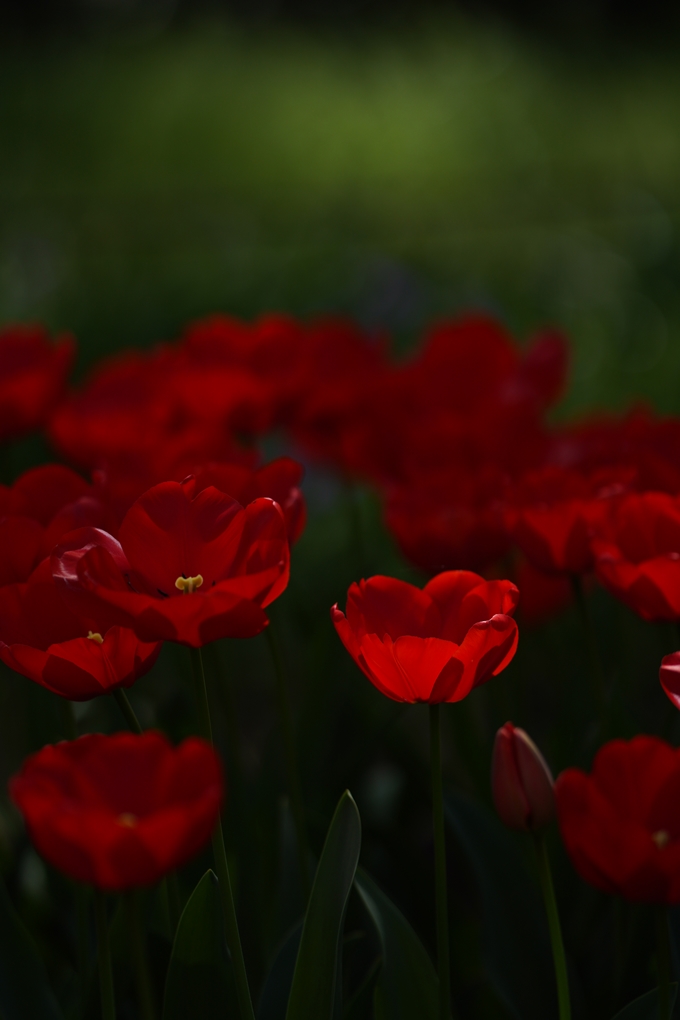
[611,984,677,1018]
[0,875,63,1020]
[353,868,438,1020]
[445,791,556,1020]
[162,870,232,1020]
[258,923,303,1020]
[285,790,362,1020]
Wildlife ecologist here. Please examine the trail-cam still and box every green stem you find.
[112,689,143,734]
[189,647,255,1020]
[429,704,451,1020]
[167,872,182,934]
[93,889,115,1020]
[571,575,607,734]
[265,625,311,901]
[124,891,156,1020]
[656,905,672,1020]
[534,834,571,1020]
[75,884,90,1010]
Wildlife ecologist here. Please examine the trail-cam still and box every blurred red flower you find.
[332,571,519,703]
[555,736,680,903]
[492,721,555,832]
[0,560,160,700]
[52,477,290,647]
[510,466,630,577]
[0,324,74,444]
[592,491,680,620]
[0,465,118,586]
[9,731,223,890]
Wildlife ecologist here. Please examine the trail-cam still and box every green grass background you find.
[1,16,680,416]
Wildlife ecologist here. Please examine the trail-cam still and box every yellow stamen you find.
[117,813,137,828]
[175,574,203,594]
[652,829,670,849]
[87,631,104,644]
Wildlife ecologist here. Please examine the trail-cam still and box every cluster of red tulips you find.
[3,314,680,1019]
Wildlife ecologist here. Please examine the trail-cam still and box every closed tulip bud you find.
[492,722,555,833]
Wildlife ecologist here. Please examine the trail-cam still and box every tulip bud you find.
[660,651,680,710]
[491,722,555,832]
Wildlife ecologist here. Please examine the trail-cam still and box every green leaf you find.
[285,790,362,1020]
[611,984,677,1018]
[445,791,556,1020]
[258,923,303,1020]
[162,870,232,1020]
[0,876,63,1020]
[353,868,438,1020]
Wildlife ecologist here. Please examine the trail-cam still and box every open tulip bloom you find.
[51,477,290,648]
[333,569,519,1020]
[332,571,519,704]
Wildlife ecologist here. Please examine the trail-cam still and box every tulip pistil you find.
[87,631,104,644]
[652,829,670,848]
[117,813,138,828]
[175,574,203,594]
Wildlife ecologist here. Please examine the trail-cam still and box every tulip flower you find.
[51,477,290,647]
[555,736,680,903]
[591,491,680,621]
[491,722,555,832]
[0,464,118,586]
[9,731,223,890]
[334,568,519,1020]
[332,571,519,704]
[492,723,569,1020]
[0,560,161,700]
[0,324,74,443]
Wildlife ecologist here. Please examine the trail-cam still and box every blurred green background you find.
[1,11,680,417]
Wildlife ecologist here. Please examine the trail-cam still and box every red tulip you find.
[0,465,118,586]
[0,560,161,699]
[332,571,519,703]
[0,324,74,443]
[492,722,555,832]
[555,736,680,903]
[52,477,290,647]
[9,731,223,890]
[592,492,680,620]
[189,457,306,545]
[660,651,680,710]
[513,557,573,625]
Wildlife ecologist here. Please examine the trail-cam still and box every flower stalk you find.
[189,646,255,1020]
[429,703,452,1020]
[94,889,115,1020]
[533,833,571,1020]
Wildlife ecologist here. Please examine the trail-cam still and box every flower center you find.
[117,813,138,828]
[652,829,670,849]
[175,574,203,594]
[87,631,104,644]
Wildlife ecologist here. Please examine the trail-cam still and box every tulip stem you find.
[124,890,156,1020]
[61,699,78,741]
[190,647,255,1020]
[655,905,672,1020]
[571,576,607,734]
[534,834,571,1020]
[112,689,143,734]
[429,704,452,1020]
[93,889,116,1020]
[75,884,90,1010]
[265,625,312,901]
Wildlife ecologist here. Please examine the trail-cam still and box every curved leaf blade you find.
[445,791,555,1020]
[611,984,677,1019]
[162,870,232,1020]
[258,922,303,1020]
[285,790,362,1020]
[354,868,438,1020]
[0,876,63,1020]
